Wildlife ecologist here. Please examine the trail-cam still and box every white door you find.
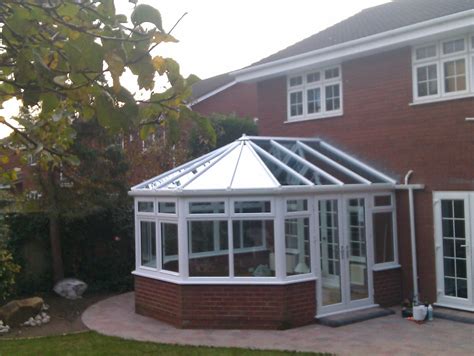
[317,195,374,316]
[434,192,474,310]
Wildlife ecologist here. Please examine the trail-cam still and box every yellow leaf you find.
[153,32,178,45]
[44,52,59,70]
[0,155,8,164]
[152,56,166,75]
[69,30,80,40]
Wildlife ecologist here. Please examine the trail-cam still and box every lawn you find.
[0,331,324,356]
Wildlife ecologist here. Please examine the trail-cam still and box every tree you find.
[0,0,206,281]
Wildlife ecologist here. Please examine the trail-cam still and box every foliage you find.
[0,215,21,304]
[0,331,325,355]
[189,113,258,158]
[0,0,206,179]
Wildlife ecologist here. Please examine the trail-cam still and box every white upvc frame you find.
[136,217,158,271]
[135,198,156,216]
[370,192,400,271]
[158,218,179,276]
[157,198,178,216]
[286,65,343,123]
[412,33,474,104]
[433,191,474,311]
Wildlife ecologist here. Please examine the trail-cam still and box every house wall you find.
[191,82,259,119]
[135,275,316,329]
[257,46,474,303]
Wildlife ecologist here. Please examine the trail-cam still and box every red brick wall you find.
[257,46,474,302]
[374,268,402,307]
[191,82,259,119]
[135,275,316,329]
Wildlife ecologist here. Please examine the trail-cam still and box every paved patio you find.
[82,292,474,355]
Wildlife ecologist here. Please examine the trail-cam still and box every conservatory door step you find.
[434,307,474,324]
[317,307,394,327]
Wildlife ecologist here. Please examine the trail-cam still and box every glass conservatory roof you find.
[131,136,396,192]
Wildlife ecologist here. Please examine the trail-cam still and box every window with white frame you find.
[287,65,342,121]
[161,222,179,273]
[372,194,397,266]
[412,35,474,102]
[140,221,157,268]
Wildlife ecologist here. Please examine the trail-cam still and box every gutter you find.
[232,9,474,82]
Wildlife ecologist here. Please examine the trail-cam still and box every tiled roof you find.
[253,0,474,66]
[190,72,234,102]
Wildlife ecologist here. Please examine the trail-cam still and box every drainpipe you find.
[404,170,419,304]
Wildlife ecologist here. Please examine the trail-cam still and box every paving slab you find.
[82,292,474,355]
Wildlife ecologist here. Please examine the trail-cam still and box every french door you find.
[317,195,374,316]
[434,192,474,310]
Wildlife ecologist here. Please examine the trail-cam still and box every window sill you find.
[372,263,401,272]
[285,111,343,124]
[410,92,474,106]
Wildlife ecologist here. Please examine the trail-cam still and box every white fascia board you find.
[128,183,395,197]
[232,10,474,82]
[189,80,237,106]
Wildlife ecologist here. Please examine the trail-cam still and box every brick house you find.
[131,0,474,329]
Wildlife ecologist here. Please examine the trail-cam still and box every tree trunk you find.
[49,213,64,282]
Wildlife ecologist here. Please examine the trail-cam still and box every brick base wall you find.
[373,268,402,307]
[135,276,316,329]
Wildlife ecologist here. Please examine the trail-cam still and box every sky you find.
[0,0,389,138]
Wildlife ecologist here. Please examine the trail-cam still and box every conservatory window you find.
[140,221,156,268]
[189,201,225,214]
[286,199,308,213]
[412,35,474,102]
[188,220,229,277]
[138,201,154,213]
[285,217,311,275]
[373,212,395,264]
[233,220,275,277]
[287,65,342,121]
[234,200,271,214]
[161,223,179,273]
[158,201,176,214]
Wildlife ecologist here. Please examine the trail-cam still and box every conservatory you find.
[130,135,400,329]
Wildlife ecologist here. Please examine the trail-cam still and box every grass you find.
[0,331,325,356]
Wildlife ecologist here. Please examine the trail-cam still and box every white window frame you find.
[412,34,474,104]
[286,65,343,123]
[370,192,399,271]
[159,219,180,276]
[136,198,156,216]
[137,218,158,271]
[157,199,178,216]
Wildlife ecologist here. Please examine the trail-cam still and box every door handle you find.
[460,245,468,248]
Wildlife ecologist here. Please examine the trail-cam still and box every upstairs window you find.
[287,65,342,121]
[412,35,473,102]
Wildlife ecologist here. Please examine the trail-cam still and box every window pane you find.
[290,91,303,117]
[140,221,156,268]
[374,195,391,207]
[161,223,178,273]
[325,67,339,79]
[138,201,154,213]
[325,84,340,111]
[233,220,275,277]
[442,38,465,55]
[307,72,320,83]
[287,199,308,212]
[188,221,229,277]
[307,88,321,114]
[444,59,466,93]
[189,201,225,214]
[417,64,438,97]
[289,76,302,87]
[234,200,271,213]
[415,45,436,60]
[373,212,394,264]
[285,218,311,275]
[158,202,176,214]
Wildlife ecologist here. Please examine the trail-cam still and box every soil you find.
[1,292,114,339]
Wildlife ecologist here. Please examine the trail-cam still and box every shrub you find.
[0,244,21,304]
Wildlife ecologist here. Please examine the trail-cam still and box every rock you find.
[42,303,50,311]
[53,278,87,300]
[0,297,44,327]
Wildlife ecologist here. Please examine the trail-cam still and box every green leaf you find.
[131,4,164,32]
[41,93,59,114]
[105,52,125,93]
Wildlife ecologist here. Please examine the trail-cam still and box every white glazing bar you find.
[319,141,397,184]
[248,141,313,186]
[228,141,245,188]
[246,141,281,187]
[131,144,230,190]
[247,136,320,142]
[177,198,188,278]
[270,140,343,185]
[275,196,286,280]
[297,141,372,184]
[179,141,240,189]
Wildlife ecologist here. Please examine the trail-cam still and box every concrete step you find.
[317,307,394,327]
[434,307,474,324]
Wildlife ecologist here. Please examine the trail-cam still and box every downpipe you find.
[404,170,419,304]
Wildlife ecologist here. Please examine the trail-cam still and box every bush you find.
[0,244,21,304]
